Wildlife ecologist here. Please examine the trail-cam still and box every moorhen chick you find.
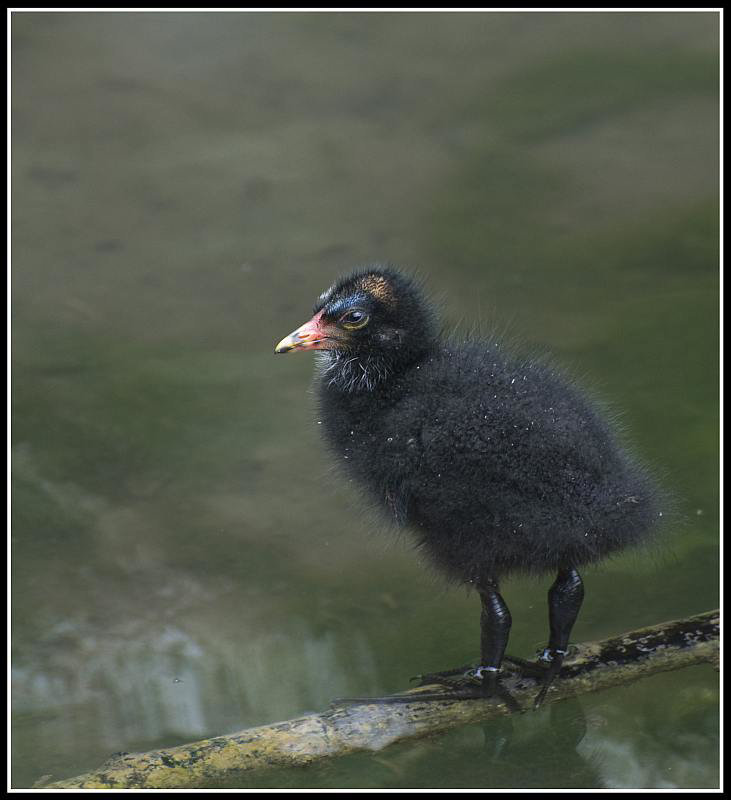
[275,267,665,706]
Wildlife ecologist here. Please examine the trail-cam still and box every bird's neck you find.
[316,332,439,395]
[315,350,396,394]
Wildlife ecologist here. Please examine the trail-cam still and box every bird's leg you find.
[534,567,584,708]
[414,581,520,709]
[414,579,513,689]
[401,580,521,709]
[466,580,513,696]
[334,581,523,709]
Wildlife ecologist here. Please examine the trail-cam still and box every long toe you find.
[333,668,523,709]
[332,685,492,705]
[502,654,550,679]
[411,664,475,686]
[533,654,565,709]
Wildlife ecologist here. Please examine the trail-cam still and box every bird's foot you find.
[333,665,522,710]
[412,664,522,711]
[502,647,575,708]
[532,648,568,708]
[462,666,524,712]
[410,664,503,693]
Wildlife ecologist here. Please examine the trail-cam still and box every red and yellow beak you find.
[275,310,337,354]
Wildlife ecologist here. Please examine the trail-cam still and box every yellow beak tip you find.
[275,335,297,354]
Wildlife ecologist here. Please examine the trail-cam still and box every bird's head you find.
[275,267,437,390]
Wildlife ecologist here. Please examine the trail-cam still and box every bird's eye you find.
[339,310,370,329]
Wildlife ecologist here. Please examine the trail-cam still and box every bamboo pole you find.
[41,610,719,789]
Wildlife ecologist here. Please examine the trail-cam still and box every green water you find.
[11,11,719,789]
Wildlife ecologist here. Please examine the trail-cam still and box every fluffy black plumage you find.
[276,265,666,704]
[311,267,663,584]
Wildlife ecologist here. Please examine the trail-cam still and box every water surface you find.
[11,11,719,789]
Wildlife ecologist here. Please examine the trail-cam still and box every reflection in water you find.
[479,699,601,789]
[13,575,379,781]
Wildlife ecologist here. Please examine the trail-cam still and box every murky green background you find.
[11,11,719,789]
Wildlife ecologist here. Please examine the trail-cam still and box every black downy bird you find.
[275,267,665,707]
